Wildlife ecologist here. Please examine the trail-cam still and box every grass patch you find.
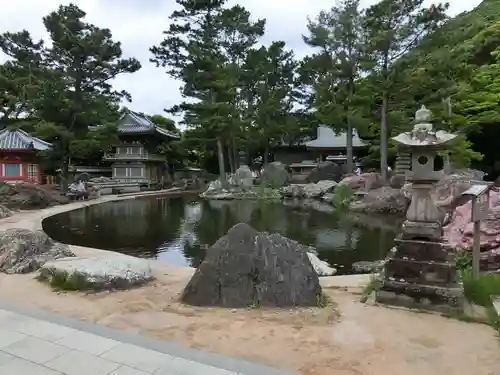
[360,274,381,303]
[332,184,354,209]
[317,292,332,308]
[462,270,500,307]
[254,183,281,199]
[37,269,91,291]
[461,269,500,330]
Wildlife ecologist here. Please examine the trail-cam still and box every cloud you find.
[0,0,482,125]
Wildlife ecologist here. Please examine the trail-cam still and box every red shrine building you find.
[0,128,51,184]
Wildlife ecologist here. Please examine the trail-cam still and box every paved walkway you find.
[0,301,296,375]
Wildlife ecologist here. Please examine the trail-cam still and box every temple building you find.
[0,128,51,184]
[273,125,366,166]
[103,111,180,185]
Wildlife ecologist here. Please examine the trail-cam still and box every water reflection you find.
[42,197,398,274]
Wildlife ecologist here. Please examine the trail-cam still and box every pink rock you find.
[338,172,382,191]
[443,188,500,270]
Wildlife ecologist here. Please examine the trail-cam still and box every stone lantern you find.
[376,105,463,312]
[238,150,247,167]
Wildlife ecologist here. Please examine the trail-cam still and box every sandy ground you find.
[0,257,498,375]
[0,199,499,375]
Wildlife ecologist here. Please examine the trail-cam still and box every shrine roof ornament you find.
[392,105,457,148]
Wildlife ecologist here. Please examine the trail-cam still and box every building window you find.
[27,164,38,183]
[114,167,127,177]
[4,164,21,177]
[129,167,143,177]
[129,147,142,155]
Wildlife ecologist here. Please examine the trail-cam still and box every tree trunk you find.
[232,138,238,168]
[227,140,234,174]
[380,91,389,183]
[346,119,354,174]
[264,144,269,165]
[216,137,226,187]
[60,154,70,192]
[344,94,354,173]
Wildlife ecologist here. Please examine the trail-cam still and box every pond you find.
[42,196,399,275]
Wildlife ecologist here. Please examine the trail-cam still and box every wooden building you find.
[0,128,51,184]
[273,125,366,165]
[102,111,180,185]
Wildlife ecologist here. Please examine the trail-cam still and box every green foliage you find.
[454,248,473,271]
[361,0,449,178]
[303,0,366,172]
[332,184,354,209]
[462,270,500,307]
[0,4,140,188]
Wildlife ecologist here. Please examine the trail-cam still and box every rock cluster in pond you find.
[262,161,290,188]
[230,165,254,191]
[0,182,69,209]
[0,229,74,274]
[307,252,336,276]
[280,180,337,199]
[349,187,409,215]
[0,205,13,219]
[181,223,324,307]
[39,254,155,291]
[305,162,343,183]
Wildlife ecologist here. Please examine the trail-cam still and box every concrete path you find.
[0,301,296,375]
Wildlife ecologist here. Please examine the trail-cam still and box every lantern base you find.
[376,238,463,313]
[375,281,464,313]
[401,220,443,241]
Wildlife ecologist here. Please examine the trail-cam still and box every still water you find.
[42,196,398,275]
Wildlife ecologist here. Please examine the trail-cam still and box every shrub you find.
[332,184,354,209]
[462,270,500,307]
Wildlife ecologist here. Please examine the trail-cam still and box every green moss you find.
[37,269,90,291]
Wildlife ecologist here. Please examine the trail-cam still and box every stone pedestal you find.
[377,238,463,312]
[376,181,463,312]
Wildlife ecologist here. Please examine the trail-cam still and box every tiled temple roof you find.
[305,125,366,149]
[275,125,366,149]
[117,111,180,139]
[0,128,52,150]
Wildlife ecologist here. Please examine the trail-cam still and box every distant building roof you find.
[305,125,366,149]
[89,111,181,139]
[274,125,366,149]
[118,111,180,139]
[0,128,51,151]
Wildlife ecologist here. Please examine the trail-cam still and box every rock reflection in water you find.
[42,197,398,274]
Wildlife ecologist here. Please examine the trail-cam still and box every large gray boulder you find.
[262,162,289,188]
[349,187,409,215]
[305,162,343,183]
[39,254,154,291]
[0,229,74,274]
[181,223,323,307]
[232,165,254,191]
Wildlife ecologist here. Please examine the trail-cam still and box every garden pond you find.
[42,196,400,275]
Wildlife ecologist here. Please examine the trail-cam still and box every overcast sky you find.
[0,0,482,124]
